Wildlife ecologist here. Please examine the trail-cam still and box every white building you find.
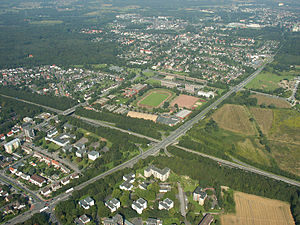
[4,138,20,154]
[144,165,170,181]
[88,151,100,161]
[123,172,135,183]
[79,197,95,210]
[132,198,147,214]
[119,181,133,191]
[158,198,174,210]
[105,198,121,212]
[198,91,215,98]
[193,187,207,205]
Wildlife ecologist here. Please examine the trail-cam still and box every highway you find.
[4,56,300,224]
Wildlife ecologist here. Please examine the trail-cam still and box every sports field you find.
[221,192,295,225]
[137,89,173,108]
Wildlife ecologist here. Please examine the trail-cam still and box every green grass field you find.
[246,71,294,91]
[139,92,170,107]
[145,78,161,85]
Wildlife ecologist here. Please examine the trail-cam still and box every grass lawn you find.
[246,71,294,91]
[42,138,61,151]
[146,78,161,85]
[139,92,169,107]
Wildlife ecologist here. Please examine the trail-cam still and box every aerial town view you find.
[0,0,299,224]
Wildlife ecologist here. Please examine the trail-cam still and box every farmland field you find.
[251,94,291,108]
[212,104,256,135]
[221,192,295,225]
[138,89,173,108]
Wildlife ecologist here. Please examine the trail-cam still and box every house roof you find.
[88,151,99,157]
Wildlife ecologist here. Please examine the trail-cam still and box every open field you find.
[270,109,300,143]
[271,141,300,176]
[137,89,173,108]
[30,20,63,25]
[246,71,294,91]
[250,107,274,134]
[221,192,295,225]
[251,94,291,108]
[212,104,256,135]
[171,94,200,109]
[236,138,271,166]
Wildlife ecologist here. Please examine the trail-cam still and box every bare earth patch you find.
[221,192,295,225]
[171,94,200,109]
[212,104,255,135]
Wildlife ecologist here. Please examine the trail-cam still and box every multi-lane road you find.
[3,56,300,224]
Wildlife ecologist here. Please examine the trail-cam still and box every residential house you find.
[139,181,149,190]
[41,187,52,196]
[159,183,171,193]
[131,198,147,214]
[61,177,71,186]
[193,187,207,205]
[51,182,61,191]
[76,149,86,158]
[144,165,170,181]
[103,214,124,225]
[88,151,100,161]
[29,174,46,187]
[119,181,133,191]
[105,198,121,212]
[158,198,174,210]
[145,218,163,225]
[0,134,6,141]
[123,172,135,183]
[79,214,91,224]
[79,197,95,210]
[74,143,85,151]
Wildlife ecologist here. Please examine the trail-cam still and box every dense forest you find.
[0,87,77,111]
[17,213,52,225]
[75,107,171,139]
[0,95,43,134]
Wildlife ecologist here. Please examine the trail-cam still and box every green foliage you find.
[162,146,299,203]
[224,91,257,106]
[0,95,43,134]
[0,87,77,110]
[222,190,235,213]
[291,191,300,225]
[18,213,52,225]
[75,107,170,139]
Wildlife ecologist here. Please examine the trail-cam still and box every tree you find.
[163,101,170,108]
[111,189,121,199]
[97,201,110,217]
[120,191,130,207]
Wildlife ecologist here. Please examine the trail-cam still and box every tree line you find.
[0,87,77,111]
[75,107,170,139]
